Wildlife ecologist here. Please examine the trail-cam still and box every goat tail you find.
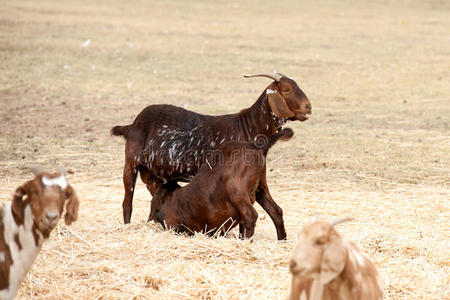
[110,125,131,139]
[263,128,294,154]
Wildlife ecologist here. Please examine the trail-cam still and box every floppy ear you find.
[12,183,29,223]
[12,180,40,222]
[319,236,347,285]
[64,184,79,225]
[267,90,295,118]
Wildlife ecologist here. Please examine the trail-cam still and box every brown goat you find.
[149,128,294,238]
[288,217,383,300]
[0,167,79,300]
[111,73,311,240]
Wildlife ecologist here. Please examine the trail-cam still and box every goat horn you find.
[27,165,45,176]
[276,72,289,78]
[329,217,353,227]
[56,167,74,175]
[243,73,283,82]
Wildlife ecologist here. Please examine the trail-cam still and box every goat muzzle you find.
[295,111,311,122]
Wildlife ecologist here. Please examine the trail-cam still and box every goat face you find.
[289,221,347,285]
[276,77,312,122]
[245,73,311,122]
[149,182,180,225]
[14,172,79,237]
[32,174,68,235]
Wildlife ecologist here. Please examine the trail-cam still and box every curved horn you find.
[57,167,74,175]
[276,72,289,78]
[243,73,283,82]
[330,217,353,227]
[27,165,45,176]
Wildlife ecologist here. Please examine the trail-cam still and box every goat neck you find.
[238,88,287,140]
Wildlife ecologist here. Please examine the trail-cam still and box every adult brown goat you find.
[111,73,311,240]
[149,128,294,238]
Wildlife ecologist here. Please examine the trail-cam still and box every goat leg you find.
[239,223,245,237]
[121,133,146,224]
[122,162,138,224]
[230,194,258,239]
[255,179,287,240]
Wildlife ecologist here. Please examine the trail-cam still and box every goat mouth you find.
[296,112,311,122]
[290,264,316,277]
[291,269,314,279]
[290,268,304,276]
[39,220,57,232]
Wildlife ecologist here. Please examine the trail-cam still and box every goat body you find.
[111,74,311,240]
[149,129,294,238]
[0,171,79,299]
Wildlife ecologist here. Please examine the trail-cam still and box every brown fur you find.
[150,129,294,238]
[289,220,383,300]
[111,74,311,241]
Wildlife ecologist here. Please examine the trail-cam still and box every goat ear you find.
[64,185,79,225]
[12,183,29,223]
[267,91,295,118]
[319,235,347,285]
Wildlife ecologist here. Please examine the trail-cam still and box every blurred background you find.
[0,0,448,298]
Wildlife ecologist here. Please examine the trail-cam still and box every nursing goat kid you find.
[149,128,294,238]
[0,167,79,300]
[111,73,311,240]
[288,217,383,300]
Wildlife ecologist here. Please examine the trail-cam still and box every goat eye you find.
[315,240,325,245]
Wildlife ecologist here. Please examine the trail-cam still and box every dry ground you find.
[0,0,449,299]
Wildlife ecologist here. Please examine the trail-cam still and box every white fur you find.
[266,89,277,94]
[0,203,43,300]
[300,290,307,300]
[42,175,67,190]
[349,244,366,267]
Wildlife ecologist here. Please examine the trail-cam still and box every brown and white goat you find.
[149,128,294,238]
[0,168,79,300]
[111,73,311,240]
[288,218,383,300]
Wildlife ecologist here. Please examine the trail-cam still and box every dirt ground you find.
[0,0,449,299]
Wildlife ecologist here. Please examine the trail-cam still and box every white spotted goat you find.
[0,167,79,299]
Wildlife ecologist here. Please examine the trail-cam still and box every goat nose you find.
[305,104,312,112]
[45,212,59,222]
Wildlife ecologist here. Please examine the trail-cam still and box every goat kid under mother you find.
[149,128,294,238]
[111,73,311,240]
